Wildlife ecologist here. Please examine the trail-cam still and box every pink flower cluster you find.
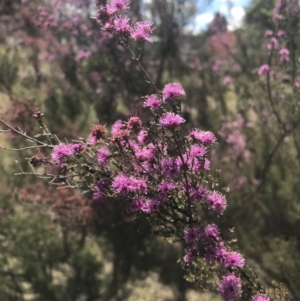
[96,0,154,42]
[51,143,85,165]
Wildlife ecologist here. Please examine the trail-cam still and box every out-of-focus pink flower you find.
[264,30,273,37]
[267,37,279,50]
[279,48,289,62]
[223,76,232,85]
[258,64,270,76]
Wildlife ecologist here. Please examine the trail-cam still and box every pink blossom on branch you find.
[258,64,270,76]
[223,76,232,85]
[205,191,227,214]
[189,129,216,145]
[279,48,290,62]
[112,120,125,135]
[97,147,110,165]
[267,37,279,50]
[223,251,245,268]
[51,144,75,165]
[107,0,130,13]
[143,94,162,109]
[127,116,142,129]
[113,15,132,37]
[158,180,175,199]
[264,29,273,37]
[131,21,155,42]
[184,225,202,243]
[218,274,241,301]
[203,224,220,241]
[161,158,180,179]
[159,112,185,129]
[162,83,186,101]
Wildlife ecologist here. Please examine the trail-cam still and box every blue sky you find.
[190,0,252,33]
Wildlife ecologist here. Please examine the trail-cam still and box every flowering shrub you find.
[0,0,296,300]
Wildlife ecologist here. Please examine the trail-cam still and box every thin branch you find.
[0,118,50,147]
[122,41,160,94]
[0,145,49,151]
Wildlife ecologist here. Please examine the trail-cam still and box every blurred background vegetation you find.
[0,0,299,300]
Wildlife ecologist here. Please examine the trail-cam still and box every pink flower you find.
[258,64,270,76]
[113,15,132,37]
[135,148,149,161]
[112,174,132,195]
[277,30,285,37]
[279,48,289,62]
[131,177,148,194]
[267,37,279,50]
[189,129,216,145]
[51,144,75,165]
[144,94,162,109]
[112,174,148,195]
[203,224,220,241]
[107,0,130,13]
[184,225,202,243]
[159,112,185,129]
[264,29,273,37]
[162,83,185,101]
[161,158,180,179]
[112,120,125,135]
[218,274,241,301]
[158,180,175,199]
[127,116,142,129]
[223,76,232,85]
[135,144,156,162]
[205,191,227,214]
[97,147,110,165]
[131,21,154,42]
[189,144,206,158]
[87,135,97,146]
[223,252,245,268]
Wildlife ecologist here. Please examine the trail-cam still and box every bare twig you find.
[0,145,49,151]
[0,118,50,147]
